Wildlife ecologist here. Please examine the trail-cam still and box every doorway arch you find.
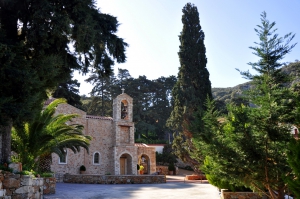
[119,153,133,175]
[139,154,150,174]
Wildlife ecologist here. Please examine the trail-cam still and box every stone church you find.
[50,92,156,176]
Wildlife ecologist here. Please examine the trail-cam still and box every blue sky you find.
[75,0,300,96]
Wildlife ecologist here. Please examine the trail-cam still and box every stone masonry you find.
[63,174,166,184]
[51,93,156,176]
[0,171,44,199]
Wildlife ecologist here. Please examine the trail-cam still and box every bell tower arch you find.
[113,89,133,123]
[112,90,137,175]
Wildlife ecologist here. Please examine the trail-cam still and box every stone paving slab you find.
[44,176,220,199]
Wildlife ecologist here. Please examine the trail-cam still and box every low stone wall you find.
[185,175,206,180]
[221,189,267,199]
[43,177,56,195]
[155,166,169,175]
[0,171,56,199]
[63,174,166,184]
[155,165,179,175]
[0,171,43,199]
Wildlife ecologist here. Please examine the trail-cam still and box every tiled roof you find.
[146,144,166,146]
[134,143,149,147]
[86,115,113,121]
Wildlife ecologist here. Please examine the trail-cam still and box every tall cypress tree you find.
[167,3,212,170]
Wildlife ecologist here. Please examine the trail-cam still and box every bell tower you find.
[112,90,137,175]
[112,89,134,145]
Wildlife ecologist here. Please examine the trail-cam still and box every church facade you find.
[50,92,156,175]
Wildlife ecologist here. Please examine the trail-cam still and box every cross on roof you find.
[121,88,125,94]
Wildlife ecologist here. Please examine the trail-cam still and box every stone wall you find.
[185,175,206,180]
[63,174,166,184]
[137,146,156,174]
[221,189,267,199]
[0,171,43,199]
[155,166,169,175]
[43,177,56,195]
[51,93,157,177]
[51,103,116,175]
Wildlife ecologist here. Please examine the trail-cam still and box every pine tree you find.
[285,139,300,198]
[52,76,83,110]
[167,3,212,170]
[192,12,297,199]
[0,0,127,163]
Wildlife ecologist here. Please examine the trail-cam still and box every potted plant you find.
[168,163,175,175]
[79,165,86,174]
[139,165,144,175]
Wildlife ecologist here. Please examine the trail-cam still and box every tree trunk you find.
[38,153,52,172]
[0,117,12,164]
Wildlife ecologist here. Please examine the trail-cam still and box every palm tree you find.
[12,98,91,172]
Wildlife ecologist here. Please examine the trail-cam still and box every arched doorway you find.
[119,153,133,175]
[139,154,150,174]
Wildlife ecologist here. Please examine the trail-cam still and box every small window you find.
[59,150,67,164]
[93,152,100,165]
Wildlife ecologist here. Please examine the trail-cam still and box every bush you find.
[168,163,175,171]
[16,170,36,177]
[40,172,54,177]
[156,144,178,165]
[184,165,193,171]
[0,164,13,173]
[202,156,251,192]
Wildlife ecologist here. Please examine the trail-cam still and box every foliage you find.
[52,76,84,110]
[80,165,86,171]
[11,99,91,171]
[285,139,300,198]
[192,12,297,199]
[40,172,54,178]
[166,3,212,171]
[82,69,177,142]
[156,144,177,165]
[16,170,36,177]
[0,0,127,163]
[211,60,300,112]
[168,163,175,171]
[0,164,13,173]
[203,156,251,192]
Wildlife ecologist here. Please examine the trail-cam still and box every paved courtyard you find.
[44,175,220,199]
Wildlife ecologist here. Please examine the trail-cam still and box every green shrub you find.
[202,156,251,192]
[168,163,175,171]
[16,170,36,177]
[0,164,13,173]
[40,172,54,177]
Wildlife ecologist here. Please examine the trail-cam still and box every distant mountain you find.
[212,61,300,109]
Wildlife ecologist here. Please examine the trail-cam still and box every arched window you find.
[93,152,100,165]
[121,100,128,119]
[59,149,67,164]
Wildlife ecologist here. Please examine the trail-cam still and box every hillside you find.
[212,61,300,104]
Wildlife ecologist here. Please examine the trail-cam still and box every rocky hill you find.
[212,61,300,108]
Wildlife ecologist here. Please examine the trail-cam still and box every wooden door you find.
[120,157,126,175]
